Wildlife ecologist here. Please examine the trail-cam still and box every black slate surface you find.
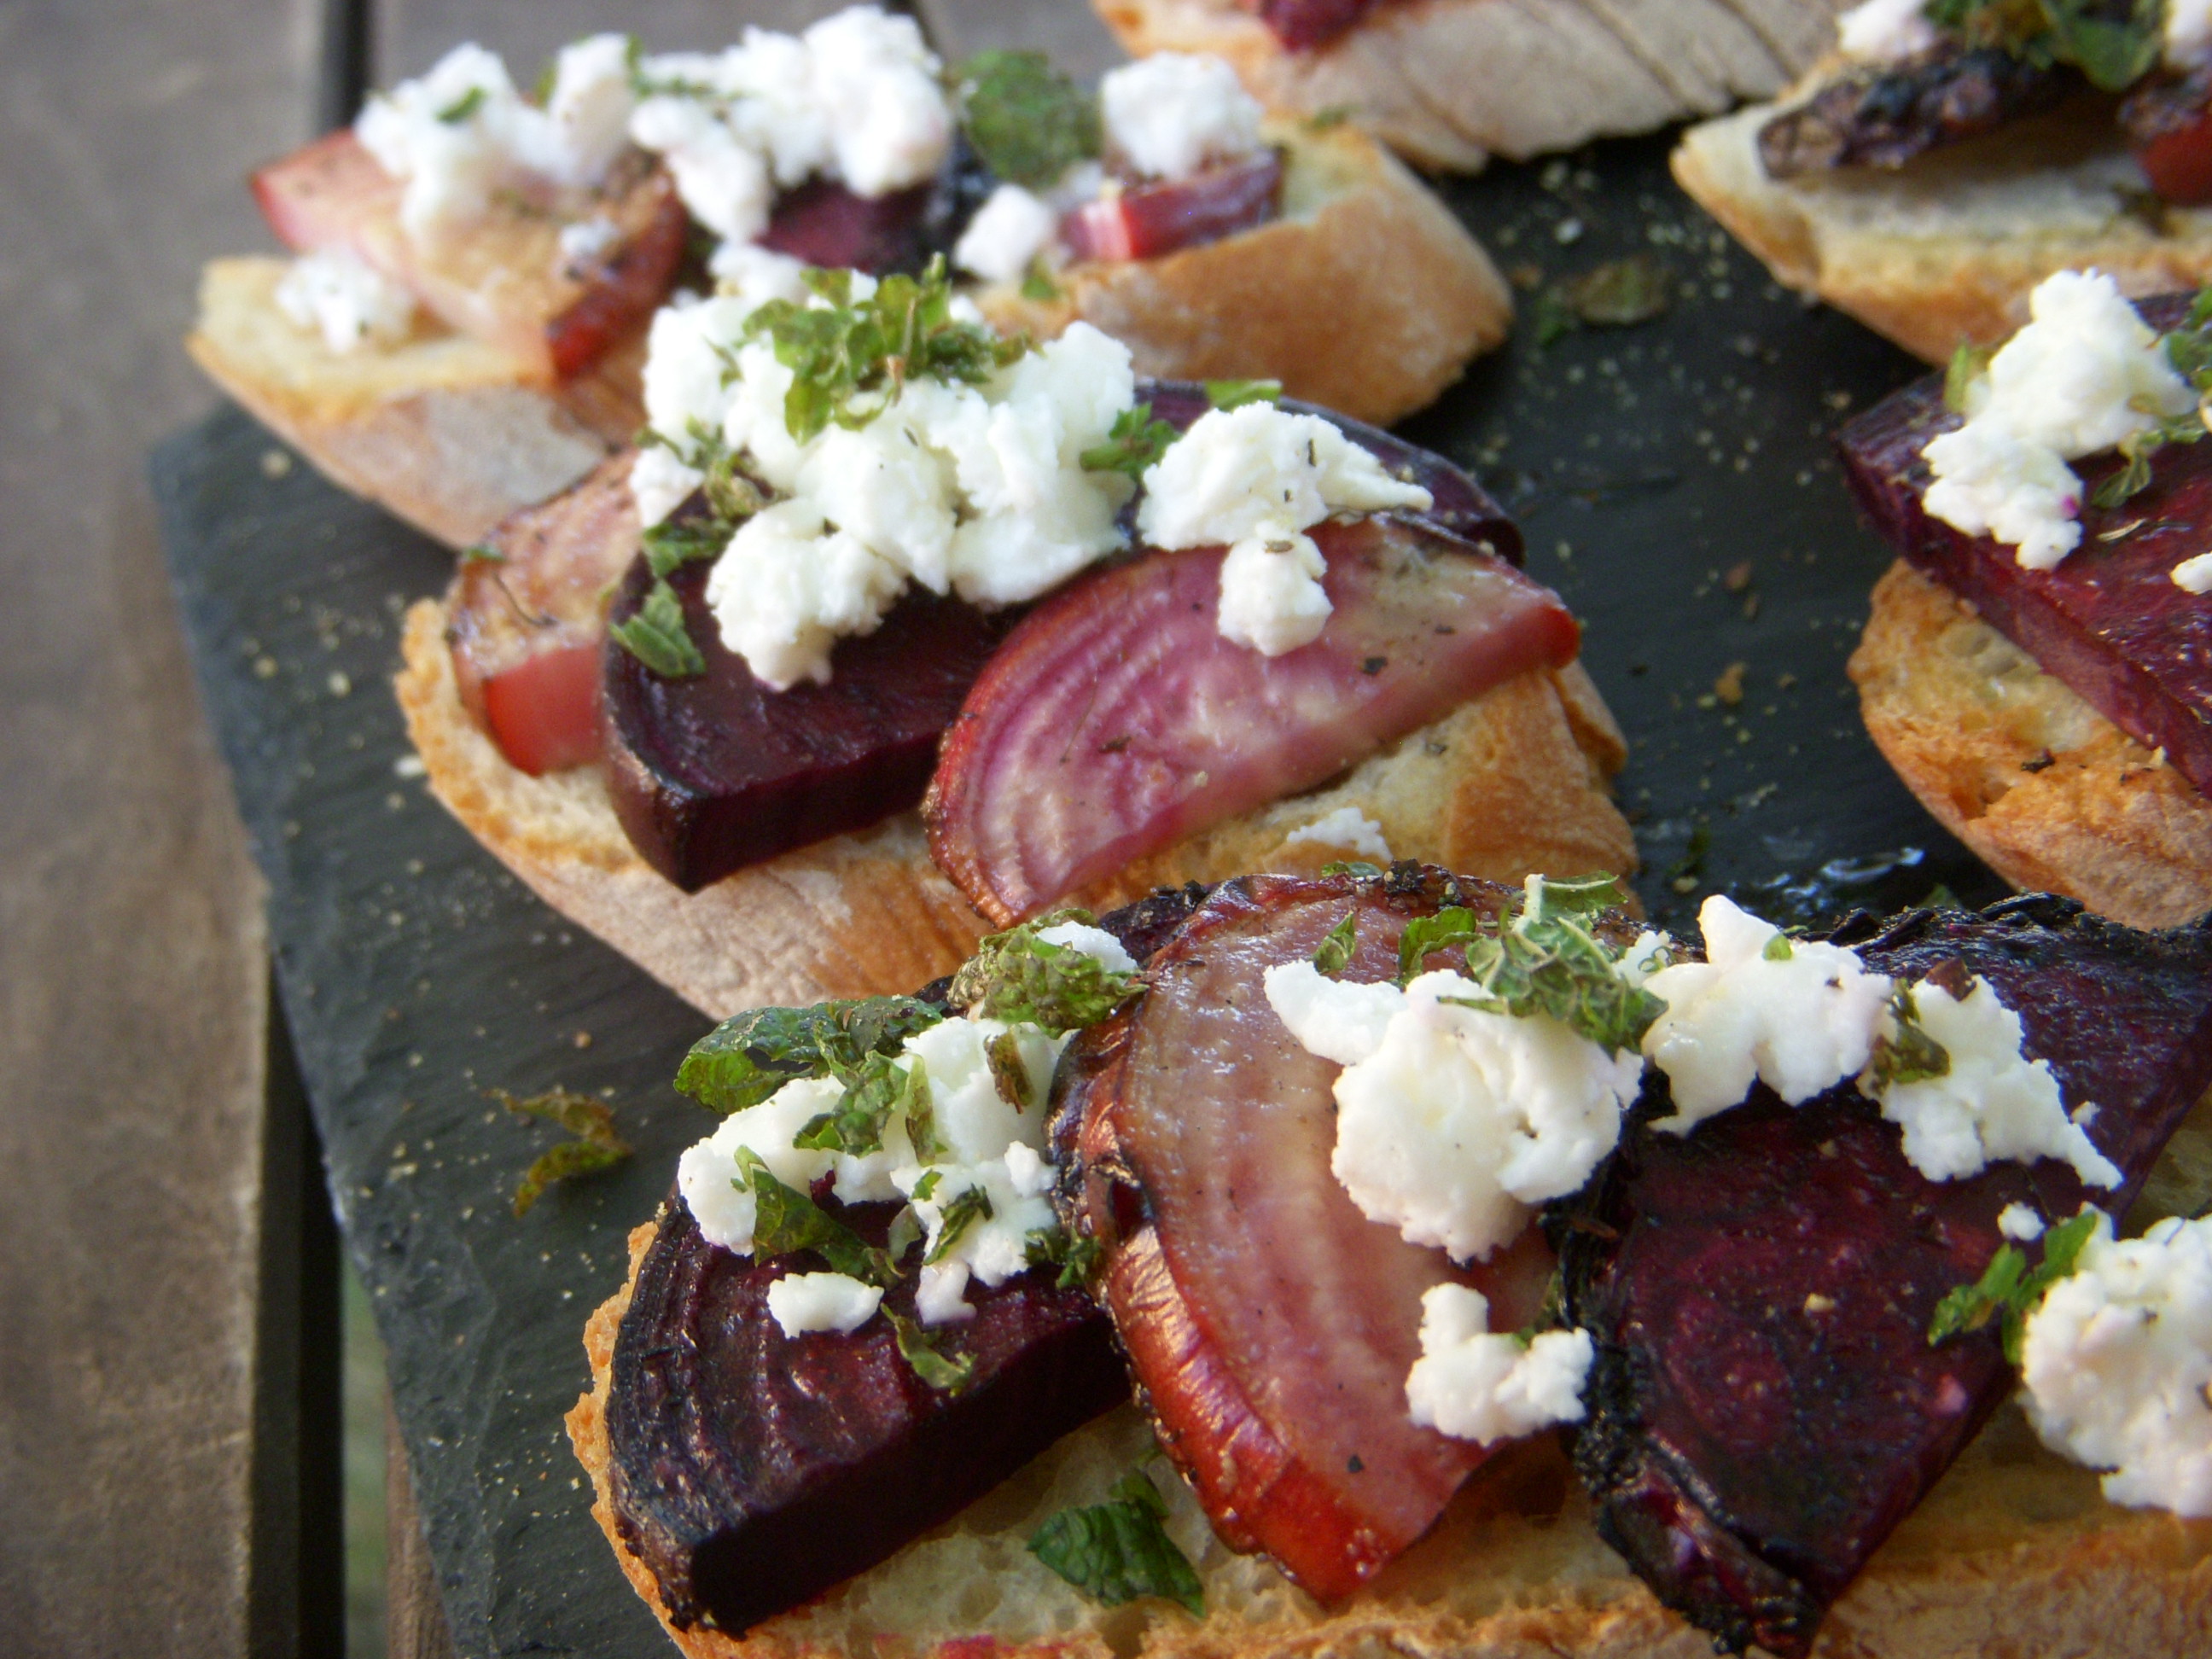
[153,131,2006,1659]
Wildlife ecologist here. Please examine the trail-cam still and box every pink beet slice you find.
[1837,291,2212,799]
[1059,151,1283,264]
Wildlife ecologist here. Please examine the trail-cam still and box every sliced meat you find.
[1059,151,1284,265]
[1559,896,2212,1657]
[1055,870,1567,1598]
[606,888,1205,1635]
[602,561,1017,892]
[1837,295,2212,801]
[252,131,686,380]
[925,517,1578,925]
[445,454,639,776]
[757,178,936,273]
[1757,47,2073,178]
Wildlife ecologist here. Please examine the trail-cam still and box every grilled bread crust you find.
[1673,85,2212,365]
[1849,559,2212,931]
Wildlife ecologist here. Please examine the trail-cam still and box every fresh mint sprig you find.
[953,49,1102,189]
[1928,1208,2100,1365]
[1027,1470,1204,1615]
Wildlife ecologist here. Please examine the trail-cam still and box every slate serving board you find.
[154,131,2006,1659]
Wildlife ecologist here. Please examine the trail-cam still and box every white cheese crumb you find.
[556,214,620,264]
[2171,0,2212,67]
[2021,1210,2212,1516]
[707,241,809,311]
[802,7,951,196]
[1283,807,1393,864]
[2000,1202,2047,1242]
[1404,1284,1594,1444]
[1642,896,1894,1131]
[704,498,907,690]
[273,247,416,354]
[1329,972,1642,1261]
[2174,552,2212,593]
[1836,0,1937,61]
[1869,977,2121,1189]
[1216,523,1331,655]
[1924,270,2195,571]
[629,445,705,530]
[1263,960,1406,1067]
[1099,53,1265,180]
[916,1261,973,1324]
[953,183,1059,284]
[1033,922,1140,976]
[675,1075,909,1254]
[765,1271,883,1336]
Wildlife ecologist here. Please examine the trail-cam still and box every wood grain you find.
[0,0,316,1653]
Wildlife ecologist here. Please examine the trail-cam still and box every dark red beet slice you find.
[602,561,1016,891]
[2124,73,2212,204]
[605,888,1207,1636]
[758,178,934,274]
[253,131,684,380]
[445,455,640,775]
[1838,291,2212,800]
[1242,0,1390,52]
[1059,151,1283,265]
[1056,870,1580,1598]
[1558,896,2212,1657]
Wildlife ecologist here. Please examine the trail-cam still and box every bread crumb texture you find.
[1850,559,2212,928]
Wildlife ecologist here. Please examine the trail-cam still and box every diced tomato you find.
[480,641,605,776]
[1057,151,1284,265]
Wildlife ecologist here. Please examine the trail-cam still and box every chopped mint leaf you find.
[735,1146,899,1286]
[886,1204,924,1264]
[1761,934,1795,963]
[1303,103,1354,131]
[1313,910,1359,976]
[675,996,943,1115]
[986,1028,1033,1111]
[437,85,487,124]
[1416,877,1658,1054]
[1866,983,1953,1092]
[951,911,1142,1035]
[1027,1225,1103,1288]
[911,1168,942,1203]
[1395,906,1484,985]
[905,1059,950,1164]
[954,49,1102,189]
[2038,0,2160,92]
[1021,259,1061,302]
[608,578,705,678]
[1320,859,1386,881]
[1522,873,1632,919]
[1929,1208,2101,1365]
[889,1309,976,1392]
[793,1049,928,1156]
[1028,1469,1204,1615]
[925,1185,995,1265]
[498,1088,632,1217]
[1204,378,1282,410]
[1535,255,1671,346]
[1943,340,1992,415]
[1080,404,1179,477]
[459,543,506,565]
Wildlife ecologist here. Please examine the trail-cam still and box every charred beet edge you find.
[2123,70,2212,203]
[605,888,1207,1636]
[1836,290,2212,800]
[1757,46,2072,178]
[602,562,1016,892]
[1059,151,1284,265]
[1557,896,2212,1657]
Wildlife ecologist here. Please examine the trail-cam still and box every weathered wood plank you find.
[913,0,1126,78]
[0,0,316,1653]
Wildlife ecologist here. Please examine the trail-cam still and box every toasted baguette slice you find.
[186,257,639,548]
[1849,559,2212,929]
[394,597,1635,1018]
[1094,0,1847,172]
[569,1082,2212,1659]
[975,121,1508,425]
[1674,89,2212,364]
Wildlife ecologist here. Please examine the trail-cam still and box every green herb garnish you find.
[1929,1208,2100,1365]
[792,1050,931,1156]
[986,1028,1033,1111]
[436,85,488,125]
[889,1310,976,1393]
[950,912,1141,1035]
[1313,910,1359,976]
[1205,378,1283,410]
[735,1145,900,1286]
[1761,933,1795,963]
[2038,0,2161,91]
[1080,404,1179,477]
[676,995,944,1115]
[1865,982,1954,1092]
[1027,1470,1205,1615]
[1021,259,1062,302]
[924,1184,995,1265]
[1303,103,1355,131]
[1026,1225,1103,1288]
[1943,340,1993,415]
[460,542,506,565]
[1425,876,1662,1055]
[1320,859,1386,881]
[954,49,1103,189]
[1534,255,1672,346]
[608,578,705,678]
[499,1087,632,1217]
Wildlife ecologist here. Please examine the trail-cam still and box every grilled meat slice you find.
[1757,47,2072,178]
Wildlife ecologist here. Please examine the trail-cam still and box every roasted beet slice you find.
[603,562,1016,891]
[1837,293,2212,800]
[1558,896,2212,1657]
[1242,0,1390,52]
[2125,72,2212,204]
[445,455,639,775]
[252,131,685,380]
[1060,151,1284,265]
[926,517,1578,925]
[1756,48,2071,178]
[758,178,935,273]
[605,889,1206,1634]
[1055,870,1567,1598]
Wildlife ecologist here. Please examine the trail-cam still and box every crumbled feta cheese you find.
[1216,523,1331,655]
[1283,806,1393,864]
[802,7,950,196]
[953,183,1059,284]
[640,293,758,466]
[765,1271,883,1336]
[1924,271,2195,571]
[1263,960,1406,1066]
[2171,0,2212,68]
[533,33,638,186]
[708,240,809,311]
[1642,896,1894,1131]
[704,498,907,689]
[676,1074,910,1254]
[557,214,620,264]
[2174,551,2212,593]
[1869,976,2121,1189]
[1033,922,1139,976]
[273,247,416,354]
[1836,0,1937,62]
[1099,53,1265,181]
[1328,972,1642,1261]
[2000,1202,2046,1242]
[1404,1284,1594,1444]
[2020,1210,2212,1516]
[916,1261,973,1324]
[630,445,706,530]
